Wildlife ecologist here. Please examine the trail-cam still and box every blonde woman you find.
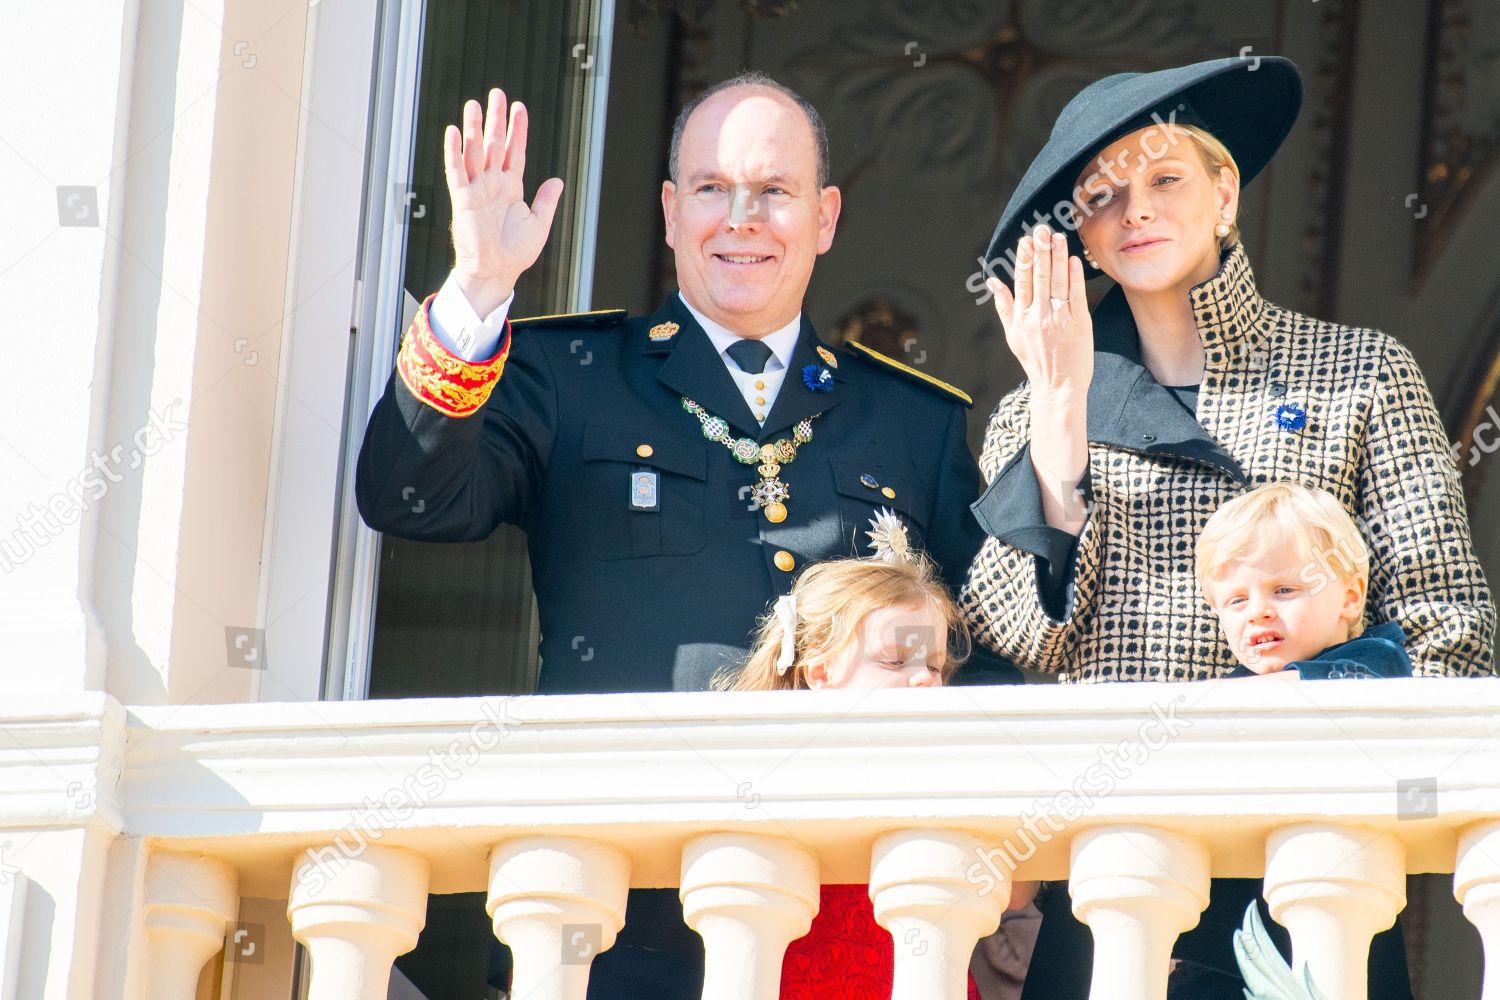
[964,56,1491,684]
[962,57,1486,999]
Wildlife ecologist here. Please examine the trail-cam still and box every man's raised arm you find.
[355,90,563,541]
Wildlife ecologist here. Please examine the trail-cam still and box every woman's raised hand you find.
[445,89,565,316]
[986,225,1093,399]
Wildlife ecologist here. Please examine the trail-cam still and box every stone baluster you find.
[144,851,239,1000]
[1070,825,1210,1000]
[1455,820,1500,1000]
[869,829,1007,1000]
[680,833,819,1000]
[1264,823,1405,1000]
[488,837,630,1000]
[288,843,430,1000]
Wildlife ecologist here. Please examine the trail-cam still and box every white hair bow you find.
[773,595,798,675]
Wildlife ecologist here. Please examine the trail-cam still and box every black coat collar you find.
[642,294,842,442]
[1083,245,1264,482]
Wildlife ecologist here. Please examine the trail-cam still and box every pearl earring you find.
[1082,246,1101,269]
[1215,212,1233,239]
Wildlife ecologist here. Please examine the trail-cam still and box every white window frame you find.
[254,0,385,706]
[260,0,617,708]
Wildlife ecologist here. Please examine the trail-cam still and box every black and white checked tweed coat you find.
[961,244,1495,682]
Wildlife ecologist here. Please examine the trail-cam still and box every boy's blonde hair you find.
[714,556,970,691]
[1195,482,1370,635]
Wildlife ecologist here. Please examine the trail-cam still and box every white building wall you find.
[0,0,312,993]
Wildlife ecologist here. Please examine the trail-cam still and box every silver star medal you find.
[865,507,912,563]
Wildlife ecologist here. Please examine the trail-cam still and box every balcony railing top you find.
[9,680,1500,897]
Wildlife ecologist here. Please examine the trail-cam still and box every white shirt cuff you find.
[427,273,514,361]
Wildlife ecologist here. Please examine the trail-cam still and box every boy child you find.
[1195,481,1412,680]
[1157,482,1418,999]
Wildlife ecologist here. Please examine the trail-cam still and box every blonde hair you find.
[1179,124,1242,250]
[1195,482,1370,635]
[714,557,970,691]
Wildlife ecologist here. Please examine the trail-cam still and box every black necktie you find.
[725,338,774,374]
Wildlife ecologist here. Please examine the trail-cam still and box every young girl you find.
[718,554,969,694]
[716,553,998,999]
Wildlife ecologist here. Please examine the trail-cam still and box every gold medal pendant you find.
[751,473,791,522]
[754,446,790,522]
[680,399,822,526]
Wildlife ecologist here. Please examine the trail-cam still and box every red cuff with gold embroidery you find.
[396,293,512,417]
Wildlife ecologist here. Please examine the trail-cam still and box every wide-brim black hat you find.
[984,57,1303,277]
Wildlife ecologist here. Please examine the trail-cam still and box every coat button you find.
[1141,433,1156,443]
[1269,381,1287,397]
[636,444,654,458]
[773,550,796,572]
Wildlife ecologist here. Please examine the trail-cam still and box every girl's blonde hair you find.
[1195,482,1371,636]
[714,557,970,691]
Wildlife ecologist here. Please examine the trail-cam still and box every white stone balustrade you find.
[1455,821,1500,1000]
[1264,824,1406,1000]
[144,851,238,1000]
[15,681,1500,996]
[487,837,630,1000]
[1070,825,1210,1000]
[288,844,430,1000]
[681,833,818,1000]
[870,829,1006,1000]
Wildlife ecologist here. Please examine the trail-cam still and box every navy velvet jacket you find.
[1226,621,1413,679]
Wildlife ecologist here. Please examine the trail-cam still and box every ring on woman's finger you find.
[1050,297,1067,312]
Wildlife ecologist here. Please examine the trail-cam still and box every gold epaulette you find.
[510,308,628,330]
[844,340,974,407]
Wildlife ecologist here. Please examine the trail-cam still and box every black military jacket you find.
[357,292,1017,693]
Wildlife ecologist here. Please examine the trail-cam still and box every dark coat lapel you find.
[1087,286,1246,482]
[645,295,760,438]
[759,315,842,442]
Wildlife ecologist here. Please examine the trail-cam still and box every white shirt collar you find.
[678,293,802,372]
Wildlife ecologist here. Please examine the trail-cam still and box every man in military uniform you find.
[356,71,1016,996]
